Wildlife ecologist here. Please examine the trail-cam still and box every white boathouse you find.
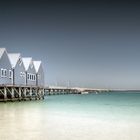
[0,48,12,85]
[22,57,36,86]
[8,53,26,86]
[33,61,44,87]
[0,48,45,101]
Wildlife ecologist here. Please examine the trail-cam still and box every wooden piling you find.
[0,85,45,102]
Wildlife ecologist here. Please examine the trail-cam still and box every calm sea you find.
[0,92,140,140]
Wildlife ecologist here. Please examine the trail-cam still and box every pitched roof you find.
[0,48,6,59]
[33,61,42,73]
[8,53,21,68]
[22,57,32,71]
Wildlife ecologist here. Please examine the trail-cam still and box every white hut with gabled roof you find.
[0,48,12,85]
[22,57,36,86]
[8,53,26,86]
[33,61,44,87]
[0,48,45,101]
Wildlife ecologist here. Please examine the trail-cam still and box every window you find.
[1,69,4,76]
[22,72,25,77]
[27,73,30,80]
[20,72,25,77]
[30,74,32,80]
[1,69,7,77]
[20,72,23,77]
[34,75,36,81]
[4,70,7,76]
[27,73,36,81]
[32,75,33,80]
[9,70,12,79]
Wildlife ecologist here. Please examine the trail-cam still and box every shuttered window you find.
[27,73,30,79]
[9,70,12,79]
[1,69,7,77]
[27,73,36,81]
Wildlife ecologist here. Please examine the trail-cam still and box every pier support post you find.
[4,87,7,102]
[29,88,32,100]
[38,88,41,100]
[24,88,27,101]
[42,89,45,99]
[18,88,22,101]
[11,88,14,101]
[35,88,38,100]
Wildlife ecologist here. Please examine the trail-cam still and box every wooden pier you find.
[45,87,80,95]
[0,84,110,102]
[45,86,109,95]
[0,85,45,102]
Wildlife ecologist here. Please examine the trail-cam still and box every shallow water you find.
[0,92,140,140]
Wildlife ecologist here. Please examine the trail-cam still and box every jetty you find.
[0,48,110,102]
[45,86,109,95]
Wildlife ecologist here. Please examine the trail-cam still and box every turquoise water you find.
[47,92,140,121]
[0,92,140,140]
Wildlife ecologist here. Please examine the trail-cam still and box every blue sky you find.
[0,0,140,89]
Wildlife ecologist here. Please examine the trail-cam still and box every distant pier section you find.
[45,86,110,95]
[0,48,45,102]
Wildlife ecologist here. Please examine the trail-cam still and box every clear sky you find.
[0,0,140,89]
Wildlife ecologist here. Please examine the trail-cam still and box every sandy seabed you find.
[0,109,140,140]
